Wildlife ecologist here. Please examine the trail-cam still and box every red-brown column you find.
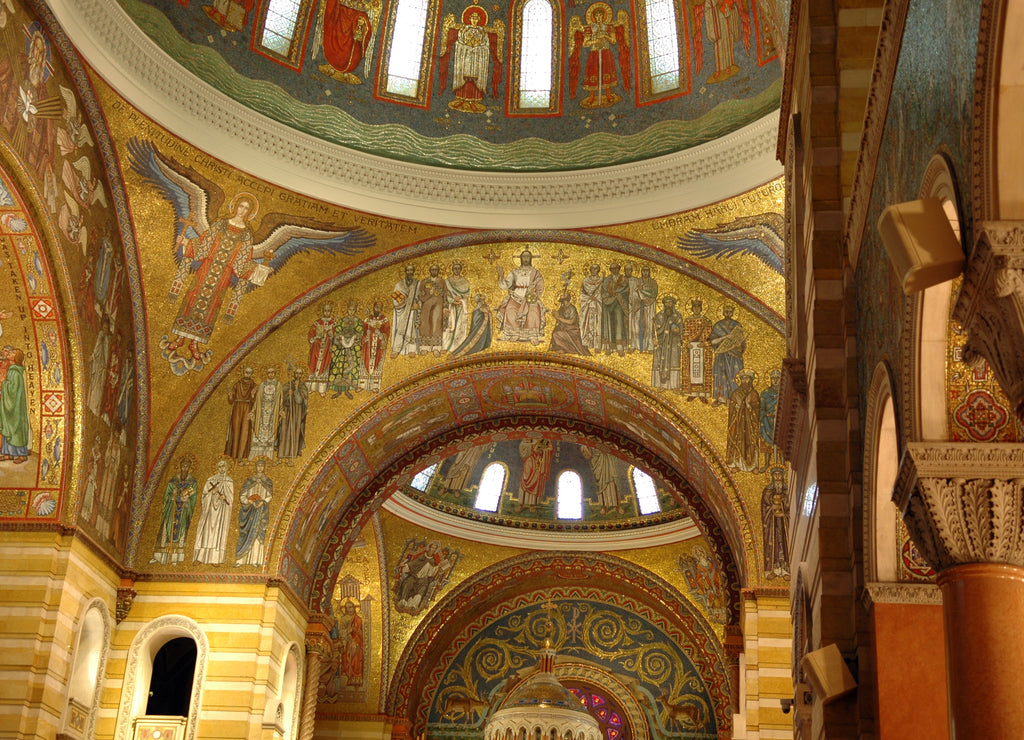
[939,564,1024,740]
[895,444,1024,740]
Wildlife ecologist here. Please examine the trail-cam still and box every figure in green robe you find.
[150,456,199,565]
[0,346,30,462]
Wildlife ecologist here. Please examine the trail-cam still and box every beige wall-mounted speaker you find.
[877,197,964,294]
[801,643,857,704]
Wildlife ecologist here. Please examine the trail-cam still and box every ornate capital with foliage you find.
[305,614,334,658]
[953,222,1024,417]
[894,443,1024,571]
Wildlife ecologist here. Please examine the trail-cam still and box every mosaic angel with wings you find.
[128,138,374,372]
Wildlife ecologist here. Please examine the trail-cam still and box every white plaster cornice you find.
[382,492,701,551]
[49,0,782,228]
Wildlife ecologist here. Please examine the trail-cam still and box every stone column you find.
[298,619,333,740]
[894,443,1024,740]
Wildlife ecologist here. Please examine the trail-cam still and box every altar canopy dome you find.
[485,646,601,740]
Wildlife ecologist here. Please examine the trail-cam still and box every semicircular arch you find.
[386,551,732,738]
[271,357,756,612]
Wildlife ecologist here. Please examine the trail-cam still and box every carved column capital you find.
[894,442,1024,571]
[304,614,334,657]
[953,221,1024,416]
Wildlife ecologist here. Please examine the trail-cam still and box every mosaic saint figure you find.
[568,3,632,108]
[418,264,446,354]
[0,26,56,183]
[635,265,659,352]
[307,302,336,396]
[682,299,713,401]
[652,296,683,389]
[549,292,591,356]
[439,5,505,113]
[442,261,471,352]
[600,262,629,354]
[516,438,555,512]
[495,250,546,344]
[203,0,254,31]
[443,444,488,495]
[709,305,745,405]
[193,459,234,565]
[315,0,382,84]
[250,366,283,459]
[87,317,112,416]
[726,369,760,472]
[97,434,121,537]
[394,540,456,613]
[579,264,603,350]
[759,368,781,472]
[335,601,364,685]
[761,467,789,578]
[151,456,198,565]
[582,446,623,513]
[235,457,273,567]
[391,265,421,356]
[0,345,30,462]
[624,265,641,352]
[80,437,103,523]
[277,367,308,459]
[693,0,752,84]
[360,300,390,391]
[330,300,364,399]
[450,294,493,356]
[225,366,257,461]
[128,139,372,365]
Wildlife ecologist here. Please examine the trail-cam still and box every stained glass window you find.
[567,684,631,740]
[410,463,438,491]
[557,470,583,519]
[519,0,553,108]
[631,467,661,514]
[385,0,431,96]
[643,0,680,93]
[254,0,313,67]
[475,462,506,512]
[260,0,302,55]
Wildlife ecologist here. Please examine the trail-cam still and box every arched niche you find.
[61,597,112,740]
[863,364,902,583]
[984,1,1024,219]
[387,552,731,738]
[272,359,753,615]
[279,642,302,738]
[113,615,208,740]
[906,153,962,442]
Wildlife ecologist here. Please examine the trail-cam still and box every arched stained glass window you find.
[254,0,314,68]
[643,0,680,93]
[410,463,438,491]
[631,467,661,515]
[383,0,432,99]
[475,463,506,512]
[557,470,583,520]
[519,0,553,108]
[508,0,561,116]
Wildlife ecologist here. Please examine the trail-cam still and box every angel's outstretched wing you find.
[251,224,376,278]
[126,137,211,259]
[677,213,785,274]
